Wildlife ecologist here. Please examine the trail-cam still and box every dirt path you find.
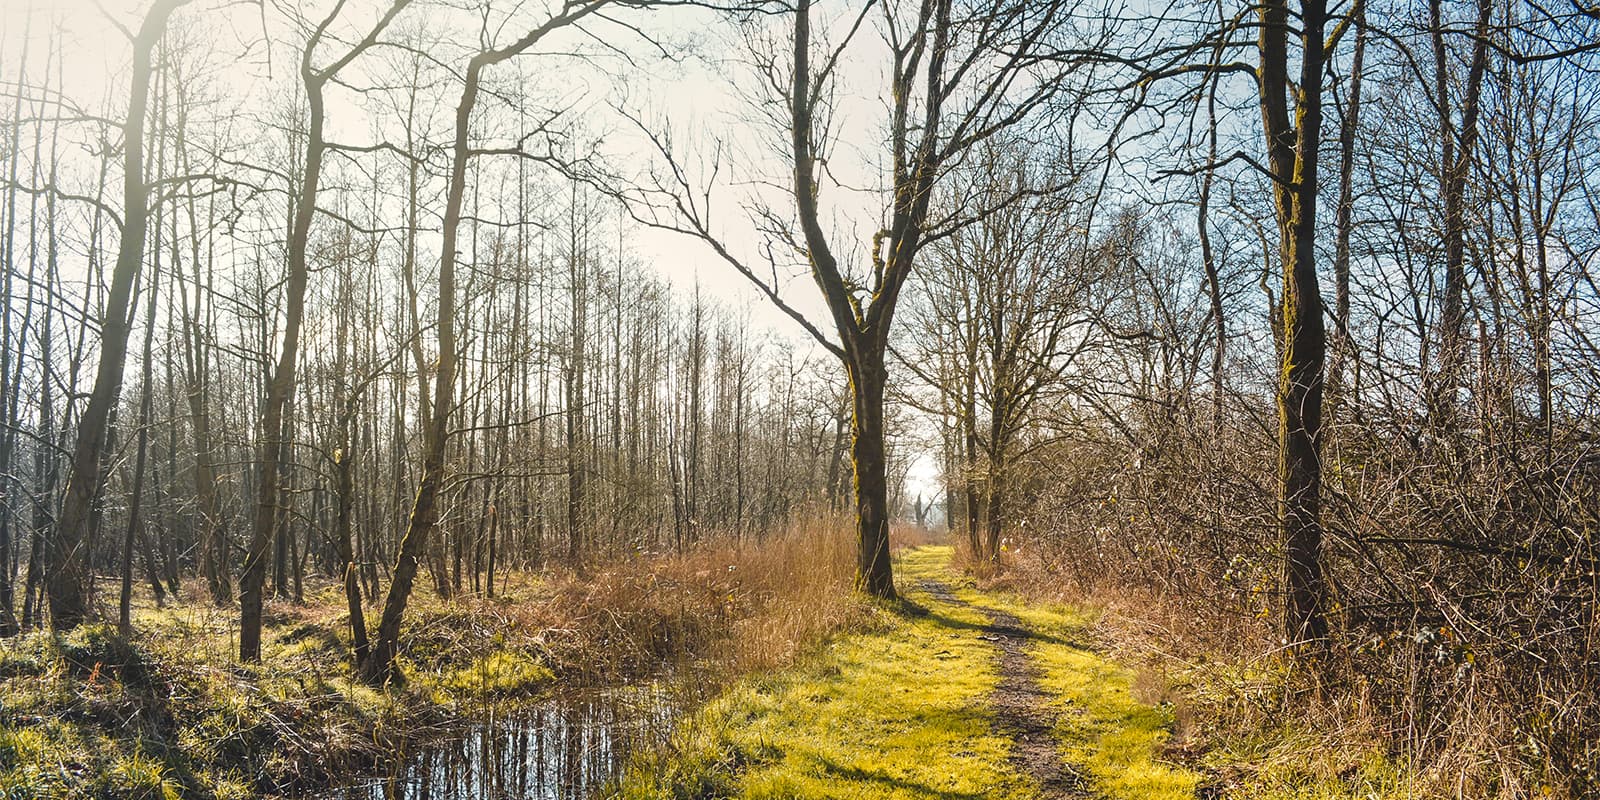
[919,579,1091,799]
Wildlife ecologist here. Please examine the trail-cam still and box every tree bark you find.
[238,81,320,662]
[984,453,1005,562]
[846,344,896,599]
[566,185,587,565]
[335,443,369,665]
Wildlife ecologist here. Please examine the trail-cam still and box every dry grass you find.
[520,513,864,681]
[982,550,1474,799]
[888,522,945,551]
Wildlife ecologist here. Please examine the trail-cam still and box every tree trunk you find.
[46,0,181,631]
[242,0,409,661]
[1426,0,1491,428]
[137,501,166,607]
[363,37,498,682]
[984,454,1005,562]
[962,326,982,559]
[846,345,895,600]
[1327,9,1365,413]
[335,443,369,665]
[120,229,160,636]
[0,10,34,639]
[239,83,322,662]
[566,227,586,565]
[1261,0,1330,654]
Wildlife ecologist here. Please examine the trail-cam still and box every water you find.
[322,686,678,800]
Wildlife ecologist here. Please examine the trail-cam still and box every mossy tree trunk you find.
[845,343,896,598]
[1259,0,1351,656]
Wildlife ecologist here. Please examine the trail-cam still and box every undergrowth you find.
[979,538,1431,800]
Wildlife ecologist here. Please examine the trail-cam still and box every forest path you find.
[622,545,1201,799]
[917,576,1090,798]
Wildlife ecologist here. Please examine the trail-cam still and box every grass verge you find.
[984,542,1419,799]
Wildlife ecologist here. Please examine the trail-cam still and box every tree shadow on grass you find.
[755,682,1029,800]
[812,753,1007,800]
[917,608,1089,652]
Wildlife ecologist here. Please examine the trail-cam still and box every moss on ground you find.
[0,581,561,799]
[621,545,1200,799]
[980,558,1418,800]
[951,577,1199,800]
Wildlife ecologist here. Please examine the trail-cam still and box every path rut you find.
[919,579,1091,799]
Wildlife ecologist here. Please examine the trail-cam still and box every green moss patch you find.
[433,649,555,701]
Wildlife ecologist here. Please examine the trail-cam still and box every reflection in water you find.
[326,687,676,800]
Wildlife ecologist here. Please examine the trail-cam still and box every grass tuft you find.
[435,649,555,701]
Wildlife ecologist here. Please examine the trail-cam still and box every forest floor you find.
[0,534,1423,800]
[0,522,864,799]
[619,546,1202,799]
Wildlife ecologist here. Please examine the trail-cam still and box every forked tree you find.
[362,0,617,683]
[1257,0,1358,654]
[1162,0,1360,661]
[625,0,1090,599]
[238,0,412,663]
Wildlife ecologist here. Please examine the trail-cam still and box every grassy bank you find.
[619,545,1197,799]
[0,518,862,799]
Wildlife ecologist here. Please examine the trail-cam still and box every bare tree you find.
[46,0,189,631]
[238,0,411,663]
[1256,0,1359,656]
[903,145,1105,562]
[1424,0,1491,428]
[624,0,1089,598]
[363,0,613,683]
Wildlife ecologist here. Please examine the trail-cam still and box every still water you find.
[322,686,678,800]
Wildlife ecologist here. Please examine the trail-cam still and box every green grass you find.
[620,546,1201,799]
[432,649,556,702]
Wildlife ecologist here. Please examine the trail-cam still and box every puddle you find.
[318,685,678,800]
